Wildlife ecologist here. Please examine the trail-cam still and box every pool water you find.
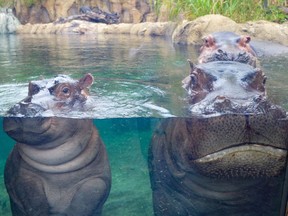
[0,117,158,216]
[0,33,288,215]
[1,34,288,117]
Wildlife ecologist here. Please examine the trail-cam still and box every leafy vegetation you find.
[0,0,287,23]
[154,0,288,23]
[0,0,13,7]
[0,0,38,8]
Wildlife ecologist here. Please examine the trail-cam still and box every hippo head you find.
[198,32,257,67]
[6,73,94,117]
[182,60,275,115]
[4,74,95,146]
[180,61,288,178]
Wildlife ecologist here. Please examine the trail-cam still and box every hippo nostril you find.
[216,95,226,100]
[217,49,224,54]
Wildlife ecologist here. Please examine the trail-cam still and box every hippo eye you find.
[62,87,70,94]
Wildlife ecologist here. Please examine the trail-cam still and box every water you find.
[0,34,288,215]
[0,117,157,216]
[0,34,288,118]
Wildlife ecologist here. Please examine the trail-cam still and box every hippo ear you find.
[237,35,257,57]
[78,73,94,89]
[28,82,40,96]
[202,35,214,47]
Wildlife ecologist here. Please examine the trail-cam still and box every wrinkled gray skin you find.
[198,32,257,67]
[3,74,111,216]
[182,61,267,114]
[149,61,288,215]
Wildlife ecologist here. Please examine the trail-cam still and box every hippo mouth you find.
[193,143,287,178]
[195,144,286,162]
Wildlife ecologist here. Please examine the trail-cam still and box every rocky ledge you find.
[16,14,288,46]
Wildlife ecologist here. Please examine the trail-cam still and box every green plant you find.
[154,0,288,23]
[23,0,38,7]
[0,0,13,8]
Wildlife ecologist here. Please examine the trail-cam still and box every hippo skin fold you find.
[3,74,111,216]
[148,32,288,216]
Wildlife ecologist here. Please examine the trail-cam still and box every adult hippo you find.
[148,61,288,215]
[3,74,111,216]
[198,31,257,67]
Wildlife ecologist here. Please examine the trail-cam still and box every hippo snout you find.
[7,101,47,117]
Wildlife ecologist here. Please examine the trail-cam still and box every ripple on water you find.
[0,80,174,118]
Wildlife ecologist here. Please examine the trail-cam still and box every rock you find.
[172,15,240,45]
[239,20,288,46]
[144,22,177,36]
[171,14,288,46]
[15,14,288,47]
[16,20,177,38]
[14,0,156,24]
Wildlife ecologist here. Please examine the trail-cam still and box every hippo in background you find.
[149,56,288,214]
[3,73,111,216]
[198,31,258,67]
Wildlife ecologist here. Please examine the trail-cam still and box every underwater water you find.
[0,117,158,216]
[0,33,288,215]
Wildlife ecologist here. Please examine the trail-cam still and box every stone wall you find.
[14,0,157,24]
[16,14,288,47]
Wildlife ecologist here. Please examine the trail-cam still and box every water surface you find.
[1,34,287,118]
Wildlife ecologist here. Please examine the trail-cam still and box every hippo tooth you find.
[196,144,286,163]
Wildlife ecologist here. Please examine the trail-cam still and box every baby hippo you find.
[3,74,111,216]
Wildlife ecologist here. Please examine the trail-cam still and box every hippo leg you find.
[8,172,49,216]
[65,178,109,216]
[5,151,50,216]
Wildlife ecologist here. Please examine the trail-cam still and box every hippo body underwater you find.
[3,74,111,216]
[149,33,288,215]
